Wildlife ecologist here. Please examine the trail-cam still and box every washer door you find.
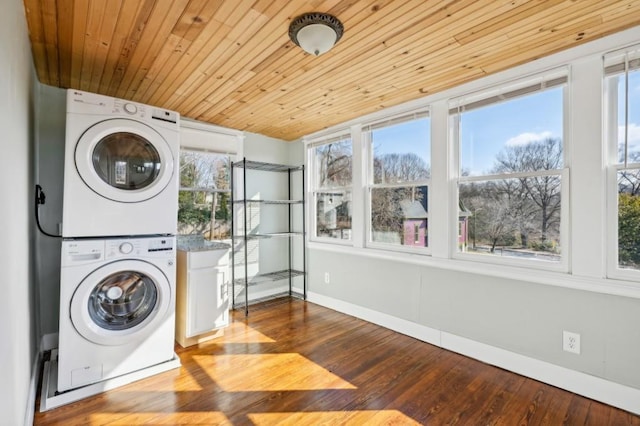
[70,259,172,346]
[75,118,174,203]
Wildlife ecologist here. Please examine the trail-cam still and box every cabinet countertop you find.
[177,236,230,252]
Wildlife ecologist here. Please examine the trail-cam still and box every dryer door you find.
[70,259,172,346]
[75,118,174,203]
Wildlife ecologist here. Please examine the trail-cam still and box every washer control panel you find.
[105,236,175,259]
[62,236,175,266]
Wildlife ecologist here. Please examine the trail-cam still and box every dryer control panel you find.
[66,89,179,127]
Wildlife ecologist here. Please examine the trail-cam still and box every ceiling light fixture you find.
[288,12,344,56]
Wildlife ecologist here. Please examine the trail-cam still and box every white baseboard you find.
[440,333,640,415]
[308,292,441,345]
[307,291,640,415]
[24,351,41,426]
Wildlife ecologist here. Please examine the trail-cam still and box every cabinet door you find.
[187,266,229,337]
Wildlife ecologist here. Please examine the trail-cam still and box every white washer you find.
[62,89,180,238]
[58,236,177,392]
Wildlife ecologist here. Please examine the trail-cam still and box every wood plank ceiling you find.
[22,0,640,141]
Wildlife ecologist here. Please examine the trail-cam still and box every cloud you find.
[505,131,553,147]
[618,122,640,150]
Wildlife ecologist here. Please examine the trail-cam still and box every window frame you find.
[605,45,640,281]
[450,70,571,272]
[178,147,234,241]
[307,130,354,245]
[178,120,243,242]
[362,109,432,254]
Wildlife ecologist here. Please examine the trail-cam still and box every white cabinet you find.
[175,247,229,347]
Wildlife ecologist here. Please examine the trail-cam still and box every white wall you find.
[244,131,292,164]
[0,0,38,424]
[300,27,640,413]
[35,85,66,337]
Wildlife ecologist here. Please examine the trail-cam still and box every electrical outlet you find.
[324,272,330,284]
[563,331,581,354]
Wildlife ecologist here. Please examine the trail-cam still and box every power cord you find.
[35,185,62,238]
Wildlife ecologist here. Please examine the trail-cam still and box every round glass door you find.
[88,270,158,331]
[92,132,161,190]
[75,118,175,203]
[71,259,172,346]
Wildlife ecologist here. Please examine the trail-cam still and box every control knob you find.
[119,242,134,254]
[123,103,138,114]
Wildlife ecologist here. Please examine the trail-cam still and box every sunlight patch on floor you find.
[194,353,356,392]
[248,409,421,425]
[90,411,231,425]
[219,322,276,343]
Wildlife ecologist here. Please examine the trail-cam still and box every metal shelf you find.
[232,291,305,309]
[232,232,303,240]
[231,159,303,172]
[232,199,303,205]
[231,157,306,316]
[233,269,305,286]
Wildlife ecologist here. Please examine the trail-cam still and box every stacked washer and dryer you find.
[53,89,181,401]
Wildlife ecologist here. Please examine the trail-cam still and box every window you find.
[605,46,640,276]
[309,132,353,240]
[363,111,430,250]
[178,149,231,240]
[452,72,567,265]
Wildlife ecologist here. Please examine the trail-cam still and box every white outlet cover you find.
[563,330,581,354]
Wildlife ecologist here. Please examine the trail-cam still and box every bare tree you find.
[374,152,430,183]
[461,184,515,252]
[371,153,429,241]
[492,137,562,243]
[618,152,640,195]
[316,141,352,187]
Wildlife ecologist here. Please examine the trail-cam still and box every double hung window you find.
[452,72,567,266]
[309,132,353,241]
[605,46,640,277]
[363,111,431,250]
[178,149,231,240]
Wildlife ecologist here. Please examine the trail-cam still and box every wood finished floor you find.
[34,298,640,425]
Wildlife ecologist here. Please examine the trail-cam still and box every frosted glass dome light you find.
[289,13,344,57]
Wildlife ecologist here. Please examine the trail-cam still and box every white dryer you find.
[58,236,177,392]
[62,89,180,238]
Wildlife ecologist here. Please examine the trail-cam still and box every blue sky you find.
[372,88,564,175]
[372,119,430,170]
[617,70,640,161]
[460,87,563,175]
[372,72,640,173]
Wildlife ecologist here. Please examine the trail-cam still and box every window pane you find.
[371,186,428,247]
[618,169,640,269]
[459,177,561,262]
[371,118,430,184]
[459,86,563,176]
[313,139,352,188]
[610,69,640,164]
[180,150,230,190]
[178,191,231,240]
[316,191,351,239]
[178,150,231,241]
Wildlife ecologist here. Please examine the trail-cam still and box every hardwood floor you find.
[35,298,640,425]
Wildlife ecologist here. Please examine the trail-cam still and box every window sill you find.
[307,241,640,299]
